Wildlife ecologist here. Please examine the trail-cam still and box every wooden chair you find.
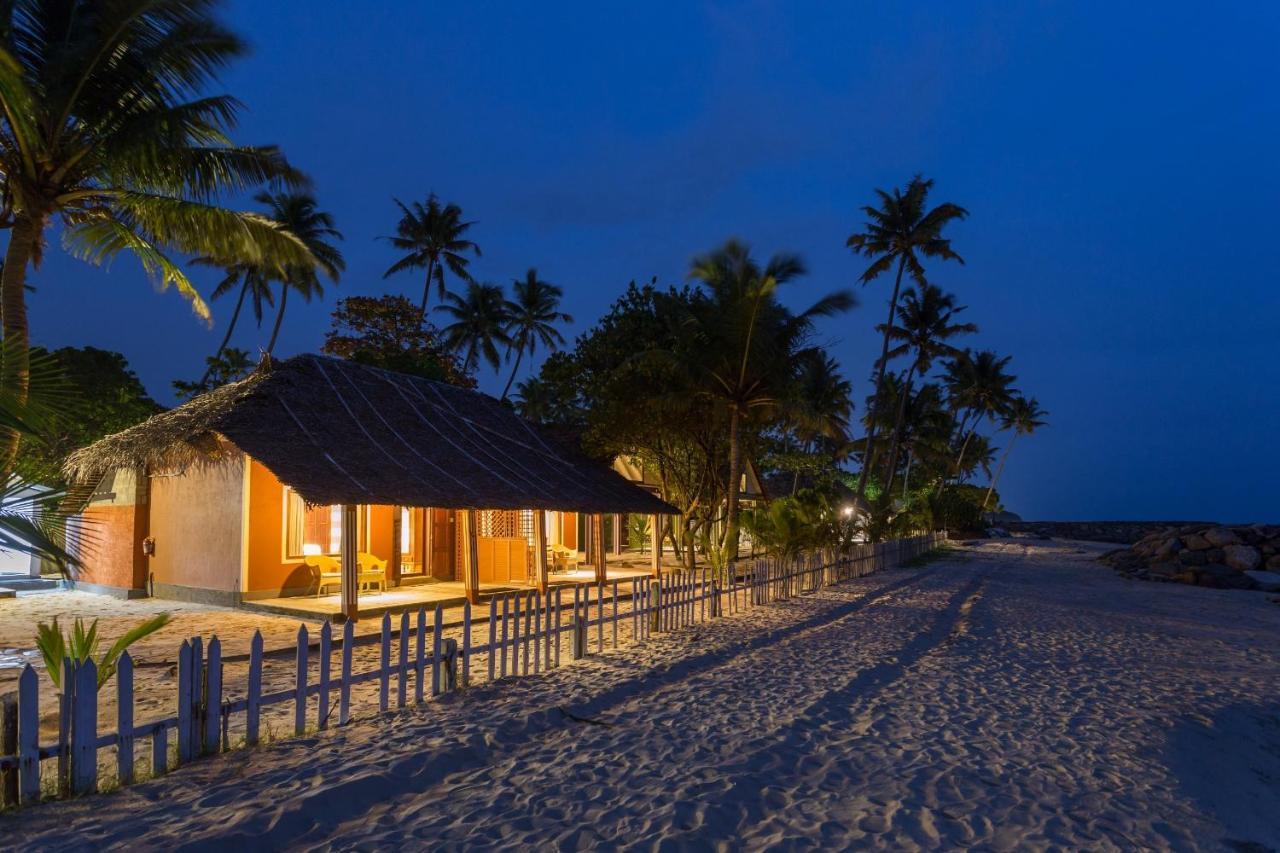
[303,554,343,597]
[303,553,386,596]
[550,544,580,573]
[357,552,387,593]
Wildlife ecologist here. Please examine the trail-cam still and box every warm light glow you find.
[841,505,854,518]
[329,505,342,553]
[302,543,322,557]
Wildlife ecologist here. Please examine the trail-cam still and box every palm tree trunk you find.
[266,285,289,355]
[791,439,810,496]
[952,416,982,484]
[853,254,908,503]
[0,213,42,475]
[903,451,913,501]
[881,366,916,497]
[724,405,743,560]
[200,279,248,386]
[934,406,974,501]
[982,432,1016,511]
[500,345,525,400]
[419,257,437,324]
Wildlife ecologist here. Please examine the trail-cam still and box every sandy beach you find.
[3,538,1278,851]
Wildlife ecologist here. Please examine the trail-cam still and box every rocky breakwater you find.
[1101,523,1280,591]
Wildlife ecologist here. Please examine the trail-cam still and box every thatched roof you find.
[66,354,677,514]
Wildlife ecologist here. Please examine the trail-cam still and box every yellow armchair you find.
[550,544,580,573]
[357,552,388,593]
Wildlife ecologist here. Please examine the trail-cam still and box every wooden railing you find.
[0,531,945,808]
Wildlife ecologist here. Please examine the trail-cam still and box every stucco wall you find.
[244,461,395,596]
[147,457,245,595]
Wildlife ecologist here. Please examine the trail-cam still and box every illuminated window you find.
[284,490,344,558]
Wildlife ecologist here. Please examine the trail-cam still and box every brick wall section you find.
[76,469,149,593]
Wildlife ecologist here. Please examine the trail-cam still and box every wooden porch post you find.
[613,513,624,555]
[390,506,402,587]
[461,509,480,605]
[593,514,607,584]
[533,509,550,593]
[340,504,359,621]
[651,514,662,577]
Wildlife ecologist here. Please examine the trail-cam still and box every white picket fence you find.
[0,532,945,808]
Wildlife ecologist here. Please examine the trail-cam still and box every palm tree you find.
[847,176,967,505]
[192,261,275,386]
[943,350,1017,486]
[686,239,855,558]
[0,0,315,472]
[382,194,481,321]
[982,397,1048,511]
[786,350,853,495]
[206,266,272,358]
[513,376,552,423]
[501,269,573,400]
[877,283,976,494]
[258,192,345,354]
[895,383,952,499]
[438,282,511,373]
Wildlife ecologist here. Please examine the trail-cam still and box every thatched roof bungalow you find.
[68,354,676,619]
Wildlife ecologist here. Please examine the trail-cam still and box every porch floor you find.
[242,564,662,622]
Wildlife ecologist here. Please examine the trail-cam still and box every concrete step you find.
[0,576,62,593]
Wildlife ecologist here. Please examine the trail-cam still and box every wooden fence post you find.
[504,591,514,671]
[247,631,263,746]
[596,582,605,653]
[17,666,38,803]
[571,615,586,660]
[115,651,134,786]
[379,613,391,712]
[2,690,16,806]
[189,637,203,762]
[339,620,353,726]
[398,611,410,709]
[432,605,444,696]
[71,659,98,795]
[523,591,533,675]
[295,626,309,737]
[204,637,222,755]
[441,639,459,692]
[415,608,427,703]
[487,597,498,683]
[500,594,511,679]
[533,592,542,674]
[318,622,332,730]
[554,587,562,668]
[462,600,473,687]
[176,641,193,764]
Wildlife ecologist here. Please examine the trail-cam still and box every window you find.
[284,490,343,558]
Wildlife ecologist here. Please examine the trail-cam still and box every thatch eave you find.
[67,355,678,516]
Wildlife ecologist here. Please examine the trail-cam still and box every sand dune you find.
[4,539,1278,851]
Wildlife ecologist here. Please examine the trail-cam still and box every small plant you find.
[628,514,651,553]
[36,614,172,691]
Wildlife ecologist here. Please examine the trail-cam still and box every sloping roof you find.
[66,354,676,514]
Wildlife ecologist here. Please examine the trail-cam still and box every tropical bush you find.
[929,484,994,533]
[37,614,172,692]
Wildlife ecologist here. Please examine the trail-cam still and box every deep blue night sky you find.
[26,2,1280,521]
